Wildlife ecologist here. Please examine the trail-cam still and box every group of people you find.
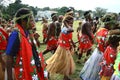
[1,7,120,80]
[78,11,120,80]
[0,7,76,80]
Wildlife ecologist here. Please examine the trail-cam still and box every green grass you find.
[36,20,84,80]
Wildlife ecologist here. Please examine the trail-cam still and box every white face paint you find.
[90,13,93,19]
[27,15,35,30]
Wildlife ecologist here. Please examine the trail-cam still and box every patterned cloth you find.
[78,34,94,53]
[46,26,75,76]
[6,24,44,80]
[96,28,109,53]
[0,28,8,54]
[100,45,116,79]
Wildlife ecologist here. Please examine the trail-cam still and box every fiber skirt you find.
[46,45,75,76]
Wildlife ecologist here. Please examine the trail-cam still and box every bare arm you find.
[45,23,55,43]
[108,29,120,35]
[6,55,13,80]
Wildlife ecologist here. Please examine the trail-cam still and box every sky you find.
[11,0,120,13]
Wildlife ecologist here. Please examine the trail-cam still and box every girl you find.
[99,35,120,80]
[76,22,94,63]
[46,15,75,80]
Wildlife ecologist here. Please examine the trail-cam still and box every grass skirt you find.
[80,48,103,80]
[46,46,75,76]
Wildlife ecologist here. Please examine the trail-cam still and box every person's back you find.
[42,13,58,55]
[48,22,56,37]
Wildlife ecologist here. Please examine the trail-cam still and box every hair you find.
[66,7,74,13]
[81,22,93,40]
[108,35,120,48]
[63,15,73,23]
[14,8,31,24]
[84,10,91,17]
[51,13,56,18]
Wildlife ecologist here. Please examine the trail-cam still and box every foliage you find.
[0,0,108,21]
[0,0,38,19]
[42,7,50,11]
[94,7,107,17]
[57,6,69,15]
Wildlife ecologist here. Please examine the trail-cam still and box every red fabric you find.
[96,28,109,53]
[42,29,47,38]
[14,24,44,80]
[0,28,8,39]
[101,65,114,77]
[58,33,72,49]
[100,45,116,77]
[39,52,46,70]
[104,45,116,65]
[79,34,93,52]
[47,36,58,50]
[0,28,8,54]
[119,63,120,71]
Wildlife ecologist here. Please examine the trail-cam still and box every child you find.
[76,22,94,63]
[80,13,120,80]
[99,35,120,80]
[46,15,75,80]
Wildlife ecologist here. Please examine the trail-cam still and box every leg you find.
[76,50,83,63]
[0,54,5,80]
[84,49,92,62]
[86,49,92,57]
[63,75,71,80]
[0,54,5,71]
[50,48,57,54]
[43,49,51,55]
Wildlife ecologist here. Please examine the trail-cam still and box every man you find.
[65,7,74,17]
[83,10,93,23]
[43,13,58,54]
[6,8,44,80]
[41,17,48,43]
[55,15,63,39]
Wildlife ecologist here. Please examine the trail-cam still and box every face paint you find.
[90,13,93,19]
[26,15,35,30]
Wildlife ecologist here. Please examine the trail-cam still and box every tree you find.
[0,0,40,19]
[57,6,69,15]
[94,7,107,17]
[42,7,50,11]
[29,6,38,16]
[77,10,85,18]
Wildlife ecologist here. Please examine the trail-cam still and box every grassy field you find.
[36,20,84,80]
